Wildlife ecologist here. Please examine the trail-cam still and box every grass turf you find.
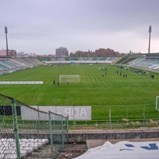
[0,64,159,120]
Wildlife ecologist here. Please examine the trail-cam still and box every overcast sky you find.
[0,0,159,54]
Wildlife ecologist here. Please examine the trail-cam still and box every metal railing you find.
[0,93,68,159]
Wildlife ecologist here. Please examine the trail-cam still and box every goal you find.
[59,75,80,83]
[156,96,159,111]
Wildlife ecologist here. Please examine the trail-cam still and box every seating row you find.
[0,138,49,159]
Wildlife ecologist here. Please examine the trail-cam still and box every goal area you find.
[59,75,80,83]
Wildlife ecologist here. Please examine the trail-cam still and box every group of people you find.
[53,80,59,86]
[101,67,107,77]
[115,70,128,78]
[53,80,70,85]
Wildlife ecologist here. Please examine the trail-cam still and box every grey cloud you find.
[0,0,159,54]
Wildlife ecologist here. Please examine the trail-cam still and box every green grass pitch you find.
[0,64,159,120]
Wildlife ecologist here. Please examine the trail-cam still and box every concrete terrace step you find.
[26,144,51,159]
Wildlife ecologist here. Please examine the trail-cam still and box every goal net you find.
[156,96,159,111]
[59,75,80,83]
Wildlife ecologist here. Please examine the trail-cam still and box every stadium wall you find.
[3,128,159,143]
[68,129,159,143]
[43,60,113,64]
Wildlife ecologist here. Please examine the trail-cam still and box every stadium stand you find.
[0,138,49,159]
[128,57,159,72]
[116,56,137,64]
[116,54,159,72]
[43,57,119,65]
[0,57,42,75]
[0,63,8,70]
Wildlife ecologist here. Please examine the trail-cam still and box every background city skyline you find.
[0,0,159,55]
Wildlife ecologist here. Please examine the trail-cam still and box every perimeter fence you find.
[69,104,159,129]
[0,94,68,159]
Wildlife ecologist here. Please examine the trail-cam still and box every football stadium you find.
[1,53,159,159]
[1,0,159,158]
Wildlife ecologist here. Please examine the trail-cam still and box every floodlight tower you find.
[5,26,9,56]
[148,25,152,54]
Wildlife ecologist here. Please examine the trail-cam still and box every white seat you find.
[1,137,49,158]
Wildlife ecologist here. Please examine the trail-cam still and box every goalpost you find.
[59,75,80,83]
[156,96,159,111]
